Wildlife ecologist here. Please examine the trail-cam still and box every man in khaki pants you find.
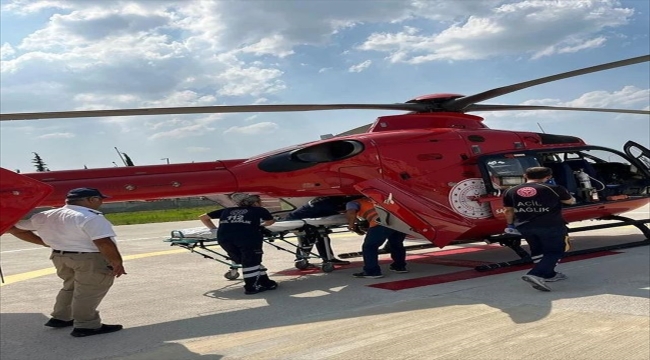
[9,187,127,337]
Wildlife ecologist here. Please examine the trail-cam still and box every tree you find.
[32,152,49,172]
[122,153,135,166]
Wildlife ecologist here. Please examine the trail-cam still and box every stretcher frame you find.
[164,221,350,279]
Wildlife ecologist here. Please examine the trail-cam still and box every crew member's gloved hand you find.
[504,224,521,235]
[260,227,274,238]
[349,224,366,236]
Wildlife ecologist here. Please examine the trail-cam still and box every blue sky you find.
[1,0,648,172]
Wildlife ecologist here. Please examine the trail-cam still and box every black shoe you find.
[521,275,551,292]
[244,286,267,295]
[261,280,278,290]
[328,258,351,265]
[389,265,409,273]
[70,324,123,337]
[352,272,384,279]
[44,318,74,328]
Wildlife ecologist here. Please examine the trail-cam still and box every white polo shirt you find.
[15,205,116,252]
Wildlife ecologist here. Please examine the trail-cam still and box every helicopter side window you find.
[485,156,539,190]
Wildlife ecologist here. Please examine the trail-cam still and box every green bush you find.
[104,206,221,225]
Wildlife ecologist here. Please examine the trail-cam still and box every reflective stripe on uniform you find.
[242,265,261,278]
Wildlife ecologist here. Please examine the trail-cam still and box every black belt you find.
[52,250,100,254]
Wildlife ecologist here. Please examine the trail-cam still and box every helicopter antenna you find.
[114,147,127,166]
[537,122,546,133]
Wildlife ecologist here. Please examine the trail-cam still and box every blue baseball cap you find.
[66,187,110,200]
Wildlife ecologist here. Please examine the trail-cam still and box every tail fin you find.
[0,168,53,235]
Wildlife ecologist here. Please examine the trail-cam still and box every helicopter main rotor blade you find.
[446,54,650,111]
[0,103,429,121]
[466,104,650,115]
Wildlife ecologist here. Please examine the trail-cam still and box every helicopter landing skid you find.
[476,216,650,272]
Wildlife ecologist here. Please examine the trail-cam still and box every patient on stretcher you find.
[283,196,362,265]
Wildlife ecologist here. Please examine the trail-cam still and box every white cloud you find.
[223,122,278,135]
[0,1,288,114]
[359,0,633,63]
[1,43,16,60]
[481,86,650,118]
[217,66,285,96]
[37,132,75,139]
[566,86,650,108]
[238,35,295,58]
[349,60,372,73]
[148,122,216,140]
[142,91,217,107]
[1,0,76,14]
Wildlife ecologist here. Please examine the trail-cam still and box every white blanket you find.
[170,214,348,239]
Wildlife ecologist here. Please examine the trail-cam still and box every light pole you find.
[161,158,170,164]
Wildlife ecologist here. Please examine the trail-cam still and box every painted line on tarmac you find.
[0,249,186,287]
[0,233,356,285]
[1,237,166,254]
[0,233,354,254]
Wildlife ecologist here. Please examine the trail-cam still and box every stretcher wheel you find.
[295,259,309,270]
[321,262,335,273]
[224,269,240,280]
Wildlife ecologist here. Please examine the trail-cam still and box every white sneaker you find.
[522,274,551,292]
[545,272,568,282]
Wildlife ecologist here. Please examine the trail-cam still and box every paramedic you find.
[8,187,125,337]
[503,166,575,292]
[284,196,354,265]
[200,193,277,294]
[345,197,408,278]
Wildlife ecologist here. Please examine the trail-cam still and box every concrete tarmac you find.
[1,205,648,360]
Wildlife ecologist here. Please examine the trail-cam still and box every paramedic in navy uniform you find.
[503,167,575,292]
[8,187,125,337]
[199,193,276,294]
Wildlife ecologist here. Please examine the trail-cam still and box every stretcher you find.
[164,214,350,278]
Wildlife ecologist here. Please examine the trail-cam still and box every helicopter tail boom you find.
[0,161,244,235]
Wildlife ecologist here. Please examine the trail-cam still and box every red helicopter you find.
[1,55,649,266]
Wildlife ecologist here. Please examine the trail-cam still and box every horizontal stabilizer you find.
[0,168,54,234]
